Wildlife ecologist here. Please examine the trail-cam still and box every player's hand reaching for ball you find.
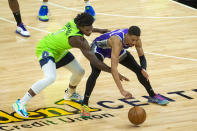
[120,90,132,99]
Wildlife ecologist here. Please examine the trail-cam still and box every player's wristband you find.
[139,55,147,70]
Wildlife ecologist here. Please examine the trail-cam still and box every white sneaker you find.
[64,90,83,103]
[16,23,30,37]
[12,99,29,118]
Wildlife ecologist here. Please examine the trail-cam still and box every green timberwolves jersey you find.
[36,20,83,62]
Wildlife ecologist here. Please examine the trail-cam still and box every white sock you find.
[20,92,32,105]
[67,87,76,94]
[42,2,48,6]
[85,1,91,6]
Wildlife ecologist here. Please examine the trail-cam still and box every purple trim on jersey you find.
[93,29,129,58]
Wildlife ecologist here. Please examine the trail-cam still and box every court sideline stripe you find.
[0,17,50,33]
[48,1,197,19]
[169,0,197,11]
[0,17,197,62]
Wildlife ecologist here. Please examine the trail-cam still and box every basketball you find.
[128,106,146,125]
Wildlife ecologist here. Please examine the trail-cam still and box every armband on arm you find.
[139,55,147,70]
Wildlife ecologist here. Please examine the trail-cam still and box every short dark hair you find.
[128,26,141,36]
[74,12,94,27]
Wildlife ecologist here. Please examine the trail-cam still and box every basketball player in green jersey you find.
[12,12,128,118]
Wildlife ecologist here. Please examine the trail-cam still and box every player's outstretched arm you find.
[92,28,111,34]
[109,36,131,99]
[69,36,111,73]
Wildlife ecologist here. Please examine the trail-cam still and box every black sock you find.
[82,71,99,105]
[13,12,22,26]
[136,73,156,97]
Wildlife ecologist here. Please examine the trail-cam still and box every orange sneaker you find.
[80,105,90,118]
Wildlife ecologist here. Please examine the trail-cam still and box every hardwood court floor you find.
[0,0,197,130]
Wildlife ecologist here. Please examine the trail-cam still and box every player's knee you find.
[134,68,141,74]
[80,68,85,76]
[91,70,101,78]
[45,75,56,84]
[76,67,85,77]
